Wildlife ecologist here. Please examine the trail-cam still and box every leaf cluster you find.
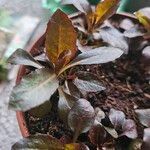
[8,8,123,149]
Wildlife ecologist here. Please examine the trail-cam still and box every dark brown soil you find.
[25,52,150,149]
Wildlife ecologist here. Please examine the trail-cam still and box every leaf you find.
[95,27,128,54]
[109,108,126,129]
[135,11,150,32]
[7,49,42,69]
[12,135,64,150]
[88,124,107,147]
[67,80,82,99]
[71,46,123,65]
[45,9,77,68]
[124,25,144,38]
[59,47,123,74]
[103,126,118,138]
[121,119,137,139]
[68,99,95,142]
[61,0,91,14]
[29,100,52,118]
[135,109,150,127]
[73,71,105,93]
[9,68,59,111]
[92,0,120,28]
[58,88,76,123]
[142,46,150,60]
[142,128,150,150]
[65,143,89,150]
[128,139,142,150]
[94,107,105,125]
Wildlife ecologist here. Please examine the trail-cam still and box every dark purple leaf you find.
[135,109,150,127]
[68,99,95,142]
[142,128,150,150]
[58,88,76,123]
[94,27,128,54]
[88,124,107,147]
[142,46,150,60]
[109,108,126,129]
[121,119,137,139]
[12,135,64,149]
[73,71,105,93]
[7,48,42,69]
[61,0,91,14]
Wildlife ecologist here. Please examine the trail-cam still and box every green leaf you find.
[7,49,42,69]
[135,109,150,127]
[61,0,91,14]
[96,27,128,54]
[9,68,59,111]
[68,99,95,142]
[58,88,76,123]
[59,47,123,74]
[73,71,105,93]
[11,135,65,150]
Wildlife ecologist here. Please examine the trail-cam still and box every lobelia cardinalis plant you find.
[8,9,123,149]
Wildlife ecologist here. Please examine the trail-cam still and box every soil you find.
[24,49,150,149]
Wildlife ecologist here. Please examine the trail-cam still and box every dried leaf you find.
[12,135,64,150]
[73,71,105,92]
[121,119,137,139]
[109,108,126,129]
[58,88,76,123]
[45,9,77,68]
[68,99,95,142]
[61,0,91,14]
[92,0,120,28]
[7,49,42,69]
[95,27,128,54]
[142,128,150,150]
[9,68,58,111]
[135,109,150,127]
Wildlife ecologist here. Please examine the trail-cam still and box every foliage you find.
[9,2,150,149]
[9,8,123,149]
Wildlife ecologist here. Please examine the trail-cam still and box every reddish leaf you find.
[45,9,77,69]
[68,99,95,142]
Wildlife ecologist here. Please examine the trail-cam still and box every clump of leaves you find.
[61,0,130,53]
[8,9,123,149]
